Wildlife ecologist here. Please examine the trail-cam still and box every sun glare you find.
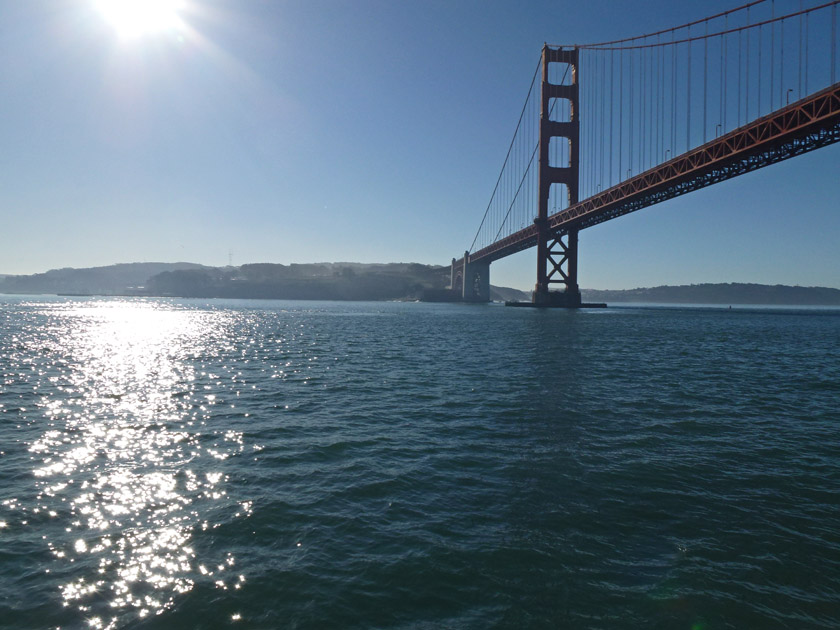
[95,0,185,38]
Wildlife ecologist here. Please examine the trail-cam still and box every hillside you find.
[582,283,840,306]
[3,266,838,305]
[145,262,451,301]
[0,262,453,301]
[0,262,208,295]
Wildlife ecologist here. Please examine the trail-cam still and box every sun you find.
[94,0,185,38]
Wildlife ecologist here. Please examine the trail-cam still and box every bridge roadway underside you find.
[470,82,840,266]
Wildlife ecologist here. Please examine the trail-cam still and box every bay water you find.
[1,296,838,629]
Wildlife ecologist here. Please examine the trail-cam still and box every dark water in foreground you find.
[1,297,838,629]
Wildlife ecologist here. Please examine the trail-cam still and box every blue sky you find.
[2,0,838,290]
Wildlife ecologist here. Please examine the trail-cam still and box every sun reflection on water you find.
[25,300,247,628]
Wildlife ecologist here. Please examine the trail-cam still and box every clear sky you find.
[2,0,838,290]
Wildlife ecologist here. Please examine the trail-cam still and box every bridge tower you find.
[534,45,581,307]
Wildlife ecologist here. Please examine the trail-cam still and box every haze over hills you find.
[1,263,839,305]
[145,262,453,301]
[0,262,457,301]
[0,262,209,296]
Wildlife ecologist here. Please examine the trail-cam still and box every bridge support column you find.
[461,250,490,302]
[534,229,581,307]
[534,45,582,308]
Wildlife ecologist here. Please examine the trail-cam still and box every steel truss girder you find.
[550,83,840,232]
[469,82,840,265]
[568,122,840,232]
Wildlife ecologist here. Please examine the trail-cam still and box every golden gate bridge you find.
[450,0,840,305]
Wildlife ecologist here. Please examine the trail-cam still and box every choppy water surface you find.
[1,297,838,629]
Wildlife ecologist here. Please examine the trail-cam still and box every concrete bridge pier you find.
[532,287,582,307]
[452,251,490,302]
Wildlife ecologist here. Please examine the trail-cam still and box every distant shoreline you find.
[4,294,840,310]
[2,263,839,306]
[581,283,840,306]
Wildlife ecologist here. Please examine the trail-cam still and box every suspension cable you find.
[572,1,840,51]
[470,58,542,252]
[490,64,571,244]
[577,0,769,48]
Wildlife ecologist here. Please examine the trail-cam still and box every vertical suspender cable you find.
[587,50,592,197]
[650,43,654,167]
[780,18,785,106]
[516,91,520,227]
[650,41,662,166]
[723,14,728,133]
[619,49,623,182]
[585,54,590,199]
[648,43,651,168]
[804,10,808,95]
[738,21,743,127]
[630,49,634,175]
[574,59,579,202]
[657,34,663,163]
[609,49,614,187]
[771,0,775,110]
[652,41,656,166]
[648,43,653,168]
[672,30,676,157]
[584,55,589,200]
[600,49,606,191]
[832,2,836,85]
[584,50,598,198]
[704,19,708,143]
[659,37,664,163]
[594,49,598,192]
[687,27,692,152]
[642,45,647,169]
[652,40,656,166]
[591,50,595,195]
[640,46,644,170]
[575,57,579,200]
[653,42,658,166]
[758,23,762,116]
[568,69,572,204]
[644,45,649,169]
[747,6,751,122]
[639,48,653,172]
[592,51,597,195]
[798,1,803,99]
[641,48,654,170]
[720,28,724,134]
[584,55,597,201]
[640,46,644,171]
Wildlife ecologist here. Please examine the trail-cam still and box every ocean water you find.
[1,296,838,629]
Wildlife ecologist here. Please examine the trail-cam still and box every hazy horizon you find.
[3,259,840,293]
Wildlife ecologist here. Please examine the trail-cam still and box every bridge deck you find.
[470,82,840,265]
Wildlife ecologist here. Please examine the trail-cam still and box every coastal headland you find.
[2,262,839,305]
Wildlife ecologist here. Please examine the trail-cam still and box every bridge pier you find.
[534,228,581,307]
[448,252,490,302]
[458,250,490,302]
